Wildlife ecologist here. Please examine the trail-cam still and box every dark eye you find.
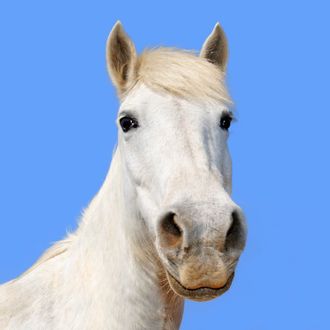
[119,116,138,133]
[220,113,232,130]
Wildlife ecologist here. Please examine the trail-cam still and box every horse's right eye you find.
[119,116,138,133]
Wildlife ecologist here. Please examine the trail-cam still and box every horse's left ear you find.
[200,22,228,72]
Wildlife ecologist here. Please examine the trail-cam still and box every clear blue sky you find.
[0,1,329,329]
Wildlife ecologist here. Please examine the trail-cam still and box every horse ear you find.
[106,21,137,96]
[200,22,228,72]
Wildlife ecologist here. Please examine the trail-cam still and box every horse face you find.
[117,84,246,301]
[108,21,246,301]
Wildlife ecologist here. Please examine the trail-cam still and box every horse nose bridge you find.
[162,171,230,205]
[160,143,223,192]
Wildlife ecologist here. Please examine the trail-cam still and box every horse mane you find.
[129,48,232,103]
[13,234,76,281]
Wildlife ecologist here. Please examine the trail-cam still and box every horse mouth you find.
[166,271,235,302]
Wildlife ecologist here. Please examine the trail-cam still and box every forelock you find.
[126,48,232,103]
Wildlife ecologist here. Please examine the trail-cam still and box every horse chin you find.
[165,270,235,302]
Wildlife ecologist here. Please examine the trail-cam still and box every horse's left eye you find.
[219,114,232,130]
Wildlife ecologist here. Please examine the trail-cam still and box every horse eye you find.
[219,114,232,130]
[119,116,138,133]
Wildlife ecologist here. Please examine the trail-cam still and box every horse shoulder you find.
[0,237,74,329]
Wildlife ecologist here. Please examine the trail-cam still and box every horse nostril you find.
[225,210,245,252]
[159,212,183,248]
[161,212,182,237]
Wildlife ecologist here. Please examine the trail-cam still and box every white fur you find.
[0,23,246,329]
[0,145,182,329]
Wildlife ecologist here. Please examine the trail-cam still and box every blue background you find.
[0,1,329,329]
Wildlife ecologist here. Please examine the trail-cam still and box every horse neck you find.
[71,149,184,329]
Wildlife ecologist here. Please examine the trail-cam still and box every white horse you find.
[0,22,247,329]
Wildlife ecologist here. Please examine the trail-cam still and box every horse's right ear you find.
[106,21,137,96]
